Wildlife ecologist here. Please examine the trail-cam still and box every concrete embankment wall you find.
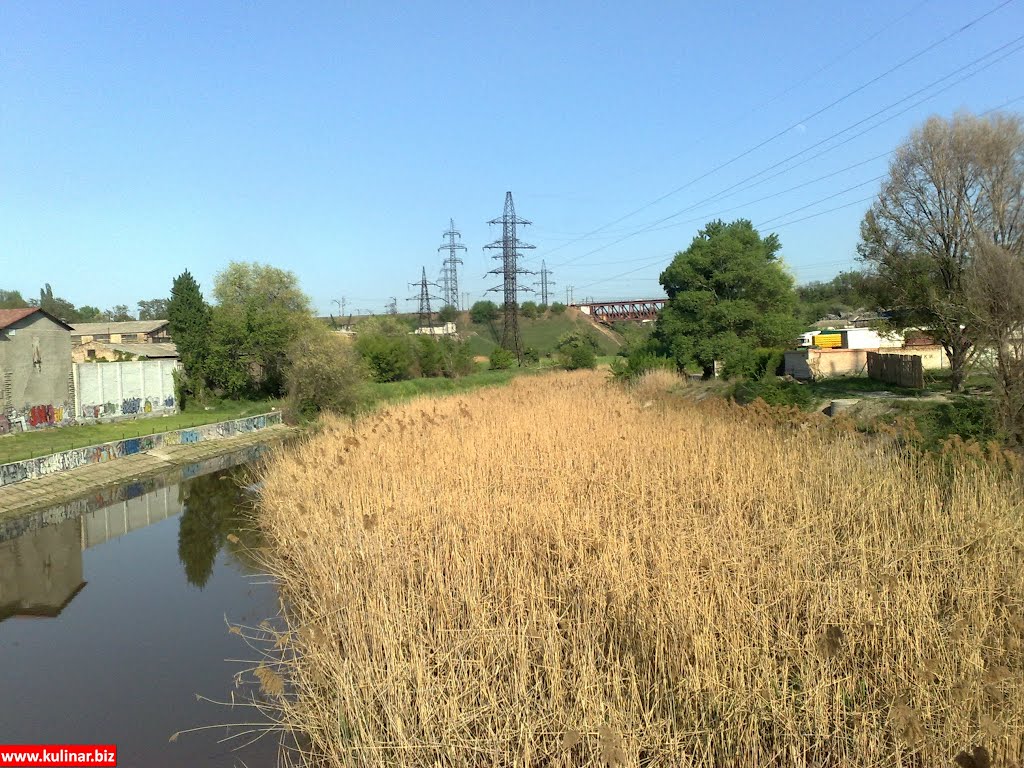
[0,412,282,489]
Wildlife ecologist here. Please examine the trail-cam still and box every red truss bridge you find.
[575,298,667,324]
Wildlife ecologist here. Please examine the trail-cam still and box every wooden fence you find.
[866,351,924,389]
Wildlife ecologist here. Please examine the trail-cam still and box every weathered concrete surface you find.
[0,424,294,519]
[0,310,74,433]
[0,412,284,488]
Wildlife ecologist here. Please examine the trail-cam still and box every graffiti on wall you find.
[25,404,69,428]
[0,411,281,488]
[75,360,179,423]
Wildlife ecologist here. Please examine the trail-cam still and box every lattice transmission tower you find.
[408,267,442,330]
[484,191,535,360]
[438,218,466,310]
[536,259,555,307]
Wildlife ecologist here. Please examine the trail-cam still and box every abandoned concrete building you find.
[69,319,177,363]
[0,308,75,434]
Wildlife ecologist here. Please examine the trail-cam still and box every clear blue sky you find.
[2,1,1022,315]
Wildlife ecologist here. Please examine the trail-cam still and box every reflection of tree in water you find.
[177,469,263,589]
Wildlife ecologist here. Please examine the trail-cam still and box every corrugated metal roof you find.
[82,341,179,358]
[69,319,170,336]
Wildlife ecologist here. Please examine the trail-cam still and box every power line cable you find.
[756,177,884,228]
[552,34,1024,268]
[532,0,1015,263]
[647,35,1024,223]
[572,90,1023,294]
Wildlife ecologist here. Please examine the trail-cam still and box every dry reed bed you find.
[256,370,1024,767]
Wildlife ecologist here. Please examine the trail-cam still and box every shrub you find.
[731,378,816,409]
[356,334,414,383]
[489,347,516,370]
[549,301,567,315]
[610,349,675,380]
[753,347,786,380]
[920,396,1000,445]
[555,330,598,370]
[522,346,540,365]
[520,301,540,319]
[353,316,417,382]
[469,300,500,324]
[285,326,366,420]
[437,305,458,324]
[413,335,444,378]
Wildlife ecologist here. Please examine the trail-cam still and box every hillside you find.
[457,307,624,357]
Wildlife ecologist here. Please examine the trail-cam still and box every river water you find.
[0,447,281,767]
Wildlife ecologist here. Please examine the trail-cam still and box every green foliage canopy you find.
[286,323,366,419]
[207,262,313,398]
[137,298,170,320]
[168,270,213,398]
[469,300,499,324]
[555,330,599,370]
[520,301,540,319]
[654,219,800,378]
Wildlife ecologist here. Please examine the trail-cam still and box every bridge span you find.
[575,298,667,325]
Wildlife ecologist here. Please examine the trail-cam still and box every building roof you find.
[69,319,169,337]
[0,307,74,331]
[81,341,179,359]
[110,342,178,358]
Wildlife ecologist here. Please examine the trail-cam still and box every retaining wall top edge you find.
[0,411,282,470]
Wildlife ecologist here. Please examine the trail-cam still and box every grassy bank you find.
[365,366,540,405]
[460,309,623,357]
[253,370,1023,766]
[0,399,280,464]
[729,373,1004,448]
[0,364,540,465]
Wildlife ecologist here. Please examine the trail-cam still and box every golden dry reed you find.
[256,370,1024,767]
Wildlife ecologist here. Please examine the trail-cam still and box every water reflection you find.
[178,471,261,589]
[0,517,85,621]
[0,446,280,768]
[0,445,269,617]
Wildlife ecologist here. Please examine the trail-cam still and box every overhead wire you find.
[551,33,1024,269]
[571,89,1023,295]
[529,0,1016,263]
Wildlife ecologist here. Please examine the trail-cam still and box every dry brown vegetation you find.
[254,370,1024,767]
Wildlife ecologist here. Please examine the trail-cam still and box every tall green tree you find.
[795,270,882,325]
[207,262,313,397]
[0,289,27,309]
[168,270,212,398]
[137,298,170,320]
[35,283,81,322]
[102,304,135,322]
[654,219,799,378]
[437,304,459,324]
[858,111,1024,392]
[469,300,499,324]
